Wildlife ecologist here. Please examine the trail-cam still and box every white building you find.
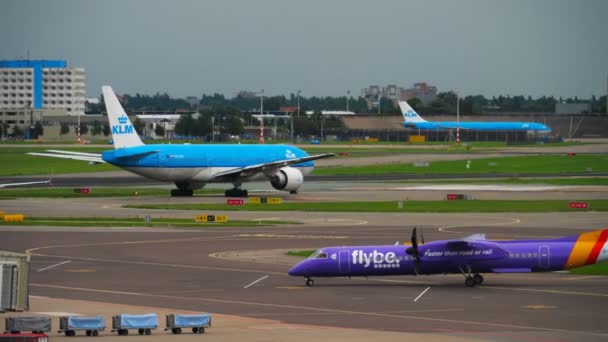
[0,60,86,115]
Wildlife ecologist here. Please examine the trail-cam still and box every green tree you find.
[154,124,165,138]
[132,117,146,135]
[60,122,70,135]
[11,125,23,138]
[102,122,110,136]
[32,121,44,139]
[174,114,197,136]
[223,115,244,135]
[91,120,102,136]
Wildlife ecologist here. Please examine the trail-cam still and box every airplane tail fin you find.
[102,86,144,149]
[399,101,427,123]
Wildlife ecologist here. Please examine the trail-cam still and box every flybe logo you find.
[112,115,134,135]
[404,110,418,118]
[352,250,399,268]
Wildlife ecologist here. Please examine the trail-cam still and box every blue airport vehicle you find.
[165,313,211,334]
[59,316,105,337]
[112,313,158,336]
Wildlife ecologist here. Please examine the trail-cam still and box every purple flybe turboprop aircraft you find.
[288,228,608,287]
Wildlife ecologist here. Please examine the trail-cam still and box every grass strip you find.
[0,216,297,228]
[387,177,608,186]
[287,250,316,258]
[312,154,608,176]
[125,199,608,213]
[569,263,608,275]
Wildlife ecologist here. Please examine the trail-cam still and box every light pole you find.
[346,90,350,112]
[377,92,381,115]
[456,93,461,144]
[293,90,300,143]
[259,89,264,144]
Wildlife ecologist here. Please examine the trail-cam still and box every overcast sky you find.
[2,0,607,99]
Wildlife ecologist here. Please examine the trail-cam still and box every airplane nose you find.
[288,263,307,276]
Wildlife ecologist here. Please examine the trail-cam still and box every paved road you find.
[2,210,608,341]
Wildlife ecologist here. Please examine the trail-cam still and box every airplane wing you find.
[210,153,334,180]
[27,150,105,164]
[0,180,51,189]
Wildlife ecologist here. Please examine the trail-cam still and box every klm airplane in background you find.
[29,86,333,197]
[399,101,552,132]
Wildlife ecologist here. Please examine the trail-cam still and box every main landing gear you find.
[459,265,484,287]
[305,277,315,287]
[225,187,248,197]
[171,182,194,197]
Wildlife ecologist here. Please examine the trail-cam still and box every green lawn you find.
[0,147,115,176]
[569,263,608,275]
[392,177,608,186]
[287,250,316,258]
[312,154,608,176]
[125,199,608,213]
[0,216,296,228]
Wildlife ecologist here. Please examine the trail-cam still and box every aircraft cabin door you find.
[539,246,550,268]
[339,250,350,274]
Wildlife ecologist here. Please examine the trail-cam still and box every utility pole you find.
[346,90,350,112]
[456,93,460,144]
[259,89,264,144]
[377,92,381,115]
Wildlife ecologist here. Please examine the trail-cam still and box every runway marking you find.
[29,252,286,276]
[236,234,347,239]
[413,287,431,302]
[244,275,269,289]
[562,275,604,281]
[36,260,71,272]
[523,305,557,309]
[438,217,521,235]
[483,286,608,297]
[29,283,608,337]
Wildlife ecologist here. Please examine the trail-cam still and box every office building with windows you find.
[0,59,86,115]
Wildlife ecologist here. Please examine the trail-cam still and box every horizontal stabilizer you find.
[45,150,103,157]
[27,152,105,164]
[0,180,51,189]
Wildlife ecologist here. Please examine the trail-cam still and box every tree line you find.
[87,90,607,116]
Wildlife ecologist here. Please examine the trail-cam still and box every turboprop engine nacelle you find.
[270,166,303,193]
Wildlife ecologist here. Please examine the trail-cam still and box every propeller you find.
[406,227,422,274]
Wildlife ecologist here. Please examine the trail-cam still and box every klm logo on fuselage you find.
[112,115,134,135]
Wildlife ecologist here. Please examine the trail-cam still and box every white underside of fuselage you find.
[121,166,314,184]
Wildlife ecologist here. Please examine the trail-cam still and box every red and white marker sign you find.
[227,198,245,206]
[568,202,589,209]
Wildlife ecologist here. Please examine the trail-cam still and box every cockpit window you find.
[308,250,328,259]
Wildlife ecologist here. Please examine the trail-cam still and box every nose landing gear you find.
[459,265,484,287]
[305,277,314,287]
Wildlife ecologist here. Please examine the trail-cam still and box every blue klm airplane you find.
[29,86,333,197]
[400,101,552,132]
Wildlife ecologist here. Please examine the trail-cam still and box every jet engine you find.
[270,167,304,193]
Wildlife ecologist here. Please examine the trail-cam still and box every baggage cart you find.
[4,317,51,334]
[59,315,105,337]
[111,313,158,336]
[165,313,211,334]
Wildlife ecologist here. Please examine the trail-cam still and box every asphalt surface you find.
[1,185,608,341]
